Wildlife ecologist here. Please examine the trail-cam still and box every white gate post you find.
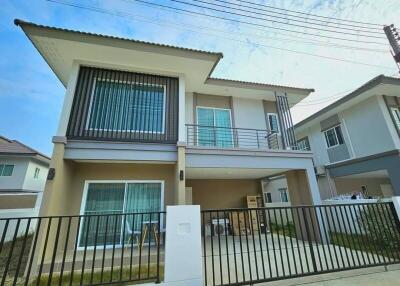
[392,196,400,220]
[163,205,203,286]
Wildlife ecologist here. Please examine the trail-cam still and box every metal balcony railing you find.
[186,124,281,150]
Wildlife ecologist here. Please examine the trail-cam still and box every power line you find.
[47,0,396,70]
[127,0,387,45]
[209,0,382,31]
[184,0,383,35]
[233,0,382,27]
[46,0,387,53]
[164,0,385,38]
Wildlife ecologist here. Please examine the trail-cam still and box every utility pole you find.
[384,24,400,74]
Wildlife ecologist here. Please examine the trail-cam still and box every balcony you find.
[186,124,281,150]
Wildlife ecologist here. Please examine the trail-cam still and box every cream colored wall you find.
[187,179,262,209]
[67,162,177,215]
[0,193,37,209]
[333,177,391,197]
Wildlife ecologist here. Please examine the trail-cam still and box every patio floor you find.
[202,233,393,286]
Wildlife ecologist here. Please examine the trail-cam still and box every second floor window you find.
[34,167,40,179]
[267,113,280,134]
[196,107,233,147]
[297,137,311,151]
[279,188,289,202]
[0,164,14,176]
[323,125,344,148]
[391,107,400,130]
[87,80,165,133]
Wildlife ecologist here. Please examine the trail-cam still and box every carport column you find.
[163,205,203,286]
[176,143,186,205]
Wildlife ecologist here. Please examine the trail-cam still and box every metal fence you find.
[186,124,280,150]
[0,211,165,286]
[201,203,400,286]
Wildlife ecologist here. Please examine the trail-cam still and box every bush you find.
[357,203,400,252]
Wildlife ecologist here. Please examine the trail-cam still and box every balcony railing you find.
[186,124,281,150]
[0,212,165,286]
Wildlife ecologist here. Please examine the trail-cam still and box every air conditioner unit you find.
[211,219,229,236]
[315,165,326,175]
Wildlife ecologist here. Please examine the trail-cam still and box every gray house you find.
[264,75,400,202]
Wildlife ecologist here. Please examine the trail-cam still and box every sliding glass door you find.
[197,107,233,147]
[79,181,163,247]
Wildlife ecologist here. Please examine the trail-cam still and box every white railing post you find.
[163,205,203,286]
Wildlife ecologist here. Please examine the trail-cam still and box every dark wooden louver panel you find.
[275,92,297,149]
[66,67,179,143]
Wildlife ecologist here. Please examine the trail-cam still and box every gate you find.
[201,202,400,286]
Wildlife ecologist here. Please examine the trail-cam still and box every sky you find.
[0,0,399,155]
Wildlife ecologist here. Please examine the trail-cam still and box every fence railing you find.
[186,124,280,150]
[201,203,400,286]
[0,211,165,286]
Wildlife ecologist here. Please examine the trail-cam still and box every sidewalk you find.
[262,265,400,286]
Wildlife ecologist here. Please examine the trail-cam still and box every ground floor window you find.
[79,181,163,247]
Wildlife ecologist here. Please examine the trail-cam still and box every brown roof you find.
[0,135,50,162]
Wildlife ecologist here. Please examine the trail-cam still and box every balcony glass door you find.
[197,107,233,147]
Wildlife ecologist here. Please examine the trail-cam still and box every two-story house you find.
[15,19,322,243]
[0,135,50,214]
[294,75,400,200]
[264,75,400,202]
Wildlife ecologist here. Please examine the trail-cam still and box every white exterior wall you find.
[22,161,48,192]
[295,94,398,165]
[0,157,48,193]
[0,157,29,191]
[185,92,194,125]
[340,95,397,158]
[296,125,330,166]
[262,177,289,203]
[232,97,267,129]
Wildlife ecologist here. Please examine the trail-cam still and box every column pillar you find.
[175,143,186,205]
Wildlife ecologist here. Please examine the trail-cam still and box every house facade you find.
[0,135,50,214]
[15,19,322,229]
[264,75,400,203]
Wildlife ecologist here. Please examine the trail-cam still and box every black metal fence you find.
[0,212,165,286]
[201,203,400,286]
[186,124,280,150]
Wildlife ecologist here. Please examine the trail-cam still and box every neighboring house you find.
[15,19,323,243]
[0,135,50,215]
[264,75,400,202]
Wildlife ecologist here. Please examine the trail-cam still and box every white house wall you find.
[0,157,29,191]
[340,95,397,158]
[22,160,48,192]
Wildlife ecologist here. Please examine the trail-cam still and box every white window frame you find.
[390,107,400,130]
[266,113,280,134]
[323,124,343,149]
[297,138,310,151]
[78,179,165,250]
[196,106,234,146]
[85,78,166,134]
[0,164,14,176]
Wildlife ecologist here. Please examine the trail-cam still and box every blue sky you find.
[0,0,399,155]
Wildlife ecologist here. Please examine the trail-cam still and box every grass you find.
[3,264,164,286]
[330,232,400,260]
[0,234,33,278]
[269,222,297,239]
